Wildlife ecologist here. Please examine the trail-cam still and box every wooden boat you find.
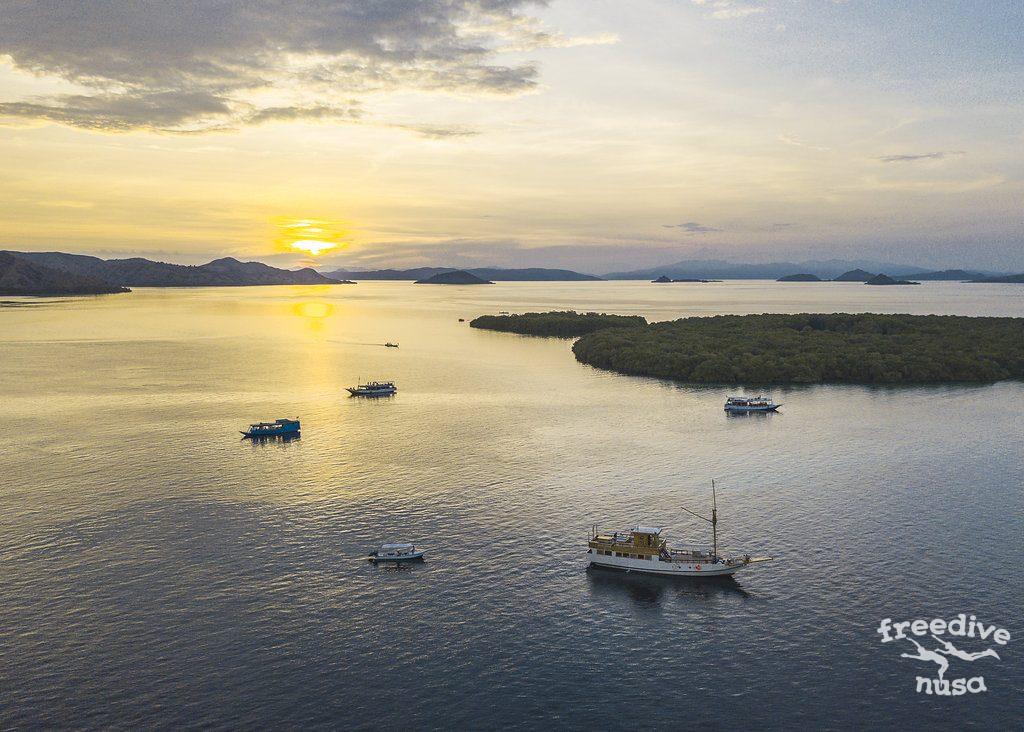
[588,481,773,577]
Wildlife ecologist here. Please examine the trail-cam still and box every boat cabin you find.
[588,526,666,560]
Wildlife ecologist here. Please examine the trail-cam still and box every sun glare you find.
[275,218,348,257]
[291,239,336,255]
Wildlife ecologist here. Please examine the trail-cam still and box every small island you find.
[865,273,919,286]
[471,310,1024,384]
[652,275,718,283]
[415,270,493,285]
[777,273,822,282]
[470,310,646,337]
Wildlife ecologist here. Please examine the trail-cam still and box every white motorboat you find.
[347,381,397,397]
[724,395,779,412]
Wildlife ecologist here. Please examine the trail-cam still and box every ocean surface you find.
[1,281,1022,730]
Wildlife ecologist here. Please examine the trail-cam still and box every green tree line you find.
[470,311,647,337]
[570,313,1024,384]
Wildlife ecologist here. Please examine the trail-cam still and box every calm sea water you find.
[1,281,1022,730]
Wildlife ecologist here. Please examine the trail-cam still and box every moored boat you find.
[587,481,772,578]
[369,543,425,562]
[347,381,397,397]
[241,418,300,438]
[724,395,779,412]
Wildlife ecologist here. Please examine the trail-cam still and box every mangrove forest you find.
[571,313,1024,384]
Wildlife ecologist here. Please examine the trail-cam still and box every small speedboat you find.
[241,418,300,438]
[347,381,397,397]
[724,395,780,412]
[384,342,399,348]
[369,543,425,562]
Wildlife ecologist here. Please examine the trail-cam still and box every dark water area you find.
[1,282,1022,729]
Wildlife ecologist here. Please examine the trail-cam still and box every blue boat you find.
[241,418,300,438]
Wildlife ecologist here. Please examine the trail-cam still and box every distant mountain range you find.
[323,266,600,281]
[776,268,993,284]
[3,251,346,289]
[603,258,984,280]
[970,273,1024,283]
[0,252,130,295]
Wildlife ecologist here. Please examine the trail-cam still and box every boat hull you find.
[724,405,779,412]
[241,428,300,438]
[347,388,397,397]
[587,552,745,577]
[369,551,424,562]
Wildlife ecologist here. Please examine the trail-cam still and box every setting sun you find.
[291,239,336,255]
[275,218,348,257]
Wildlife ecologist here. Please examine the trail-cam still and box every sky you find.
[1,0,1022,273]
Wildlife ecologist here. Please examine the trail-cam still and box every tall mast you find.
[680,479,720,559]
[711,479,718,559]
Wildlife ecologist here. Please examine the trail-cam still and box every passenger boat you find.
[724,395,779,412]
[241,418,300,438]
[587,481,773,577]
[346,381,397,397]
[384,342,399,348]
[368,543,425,562]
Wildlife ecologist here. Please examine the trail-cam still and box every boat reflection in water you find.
[586,564,751,606]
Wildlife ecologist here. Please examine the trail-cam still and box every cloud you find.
[691,1,768,19]
[0,94,362,133]
[387,124,480,139]
[0,0,589,133]
[877,151,966,163]
[778,134,830,152]
[662,221,723,234]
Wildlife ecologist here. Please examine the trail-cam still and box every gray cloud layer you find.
[0,0,558,133]
[662,221,723,233]
[877,151,966,163]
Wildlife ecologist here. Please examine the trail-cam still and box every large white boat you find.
[724,395,779,412]
[587,482,773,578]
[346,381,397,397]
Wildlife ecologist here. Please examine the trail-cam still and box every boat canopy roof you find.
[380,543,414,551]
[633,526,662,535]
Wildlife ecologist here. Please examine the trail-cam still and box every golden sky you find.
[1,1,1022,272]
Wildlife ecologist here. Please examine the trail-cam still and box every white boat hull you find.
[587,551,746,577]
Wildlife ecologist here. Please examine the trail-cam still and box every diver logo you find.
[877,615,1010,695]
